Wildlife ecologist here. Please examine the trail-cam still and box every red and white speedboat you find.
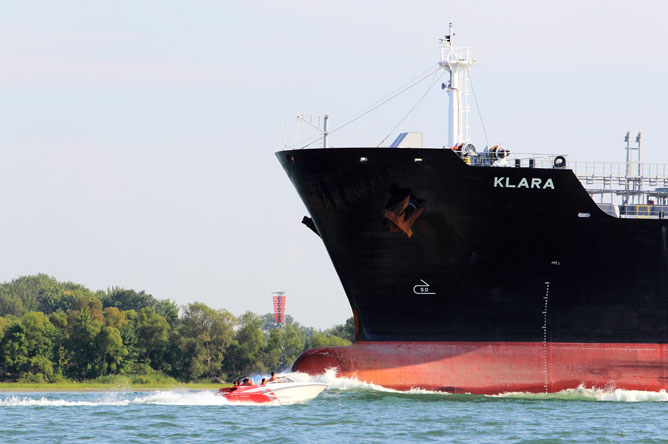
[218,377,327,404]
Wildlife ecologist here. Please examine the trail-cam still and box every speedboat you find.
[218,376,327,404]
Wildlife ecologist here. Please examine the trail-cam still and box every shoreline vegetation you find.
[0,274,353,386]
[0,381,226,392]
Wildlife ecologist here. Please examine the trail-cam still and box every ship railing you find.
[453,151,564,169]
[507,155,563,169]
[619,204,668,219]
[440,46,473,65]
[452,150,668,214]
[453,151,668,186]
[592,202,668,219]
[571,160,668,182]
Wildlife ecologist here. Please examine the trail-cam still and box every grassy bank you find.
[0,375,227,391]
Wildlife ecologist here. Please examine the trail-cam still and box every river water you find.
[2,372,668,443]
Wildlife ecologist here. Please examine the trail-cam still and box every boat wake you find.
[3,371,668,406]
[284,369,668,402]
[286,368,395,392]
[0,390,279,407]
[0,373,333,407]
[493,385,668,402]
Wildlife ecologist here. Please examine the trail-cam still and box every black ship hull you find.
[278,148,668,343]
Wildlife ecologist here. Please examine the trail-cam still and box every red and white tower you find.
[272,291,286,325]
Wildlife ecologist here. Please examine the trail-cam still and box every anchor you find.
[383,194,424,238]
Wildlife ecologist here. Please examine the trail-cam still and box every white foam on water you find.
[592,388,668,402]
[0,391,278,407]
[0,395,132,407]
[285,368,398,393]
[129,390,231,405]
[494,384,668,402]
[279,370,668,402]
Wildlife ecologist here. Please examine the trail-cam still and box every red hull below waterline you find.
[291,342,668,394]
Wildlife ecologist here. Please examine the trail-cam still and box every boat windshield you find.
[270,377,294,383]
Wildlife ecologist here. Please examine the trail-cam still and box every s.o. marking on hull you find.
[413,279,436,295]
[493,177,555,189]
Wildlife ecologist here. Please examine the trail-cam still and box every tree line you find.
[0,274,353,383]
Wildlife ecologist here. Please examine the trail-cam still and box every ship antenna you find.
[623,130,643,205]
[296,113,330,148]
[439,23,476,147]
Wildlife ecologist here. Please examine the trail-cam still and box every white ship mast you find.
[439,23,476,147]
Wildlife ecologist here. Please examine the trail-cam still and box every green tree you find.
[0,316,10,340]
[136,307,170,370]
[49,311,70,376]
[117,310,140,374]
[61,289,104,322]
[280,324,306,368]
[311,331,351,347]
[153,299,179,328]
[225,311,267,376]
[263,328,281,370]
[66,308,103,379]
[0,274,99,317]
[264,324,308,371]
[147,300,179,376]
[103,307,128,329]
[0,273,356,383]
[41,282,97,314]
[0,312,56,381]
[103,288,155,312]
[0,322,28,380]
[0,294,23,317]
[327,317,355,342]
[96,326,125,375]
[178,302,236,380]
[0,274,59,315]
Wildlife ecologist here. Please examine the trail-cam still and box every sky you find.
[1,1,667,329]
